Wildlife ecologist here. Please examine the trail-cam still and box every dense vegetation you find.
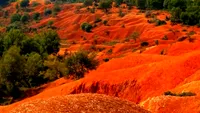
[135,0,200,25]
[0,29,99,105]
[1,0,200,106]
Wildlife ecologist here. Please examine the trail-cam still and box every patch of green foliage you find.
[81,22,93,32]
[0,29,99,105]
[65,50,99,79]
[164,91,196,97]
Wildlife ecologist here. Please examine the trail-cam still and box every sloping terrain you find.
[1,2,200,113]
[10,94,149,113]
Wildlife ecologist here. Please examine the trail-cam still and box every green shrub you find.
[114,0,123,7]
[65,50,99,79]
[130,32,140,42]
[146,0,164,9]
[107,49,113,54]
[33,12,40,20]
[164,91,176,96]
[164,91,196,97]
[103,20,108,25]
[118,9,125,17]
[99,0,112,13]
[20,0,30,7]
[140,41,149,47]
[170,7,182,23]
[47,20,54,26]
[31,1,39,7]
[10,13,21,23]
[20,13,29,23]
[83,0,93,7]
[44,8,52,16]
[155,40,159,45]
[44,55,67,81]
[35,30,60,55]
[136,0,146,9]
[145,10,151,18]
[155,19,166,26]
[90,7,95,13]
[81,22,93,32]
[162,35,168,40]
[94,17,102,23]
[103,58,109,62]
[53,4,61,13]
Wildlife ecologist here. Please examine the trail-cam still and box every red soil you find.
[1,2,200,113]
[10,94,150,113]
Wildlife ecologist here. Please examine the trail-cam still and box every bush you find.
[136,0,146,9]
[162,35,168,40]
[47,20,54,27]
[103,58,109,62]
[83,0,93,7]
[90,7,95,13]
[103,20,108,25]
[44,55,67,81]
[53,4,61,13]
[81,22,93,32]
[0,29,64,105]
[170,7,182,23]
[31,1,39,7]
[164,91,196,97]
[33,12,40,20]
[20,13,29,23]
[107,49,113,54]
[140,41,149,47]
[20,0,30,7]
[145,10,151,18]
[65,50,99,79]
[10,13,21,23]
[44,8,52,16]
[94,17,102,23]
[114,0,123,7]
[155,19,166,26]
[155,40,159,45]
[146,0,164,9]
[99,0,112,13]
[118,9,125,17]
[130,32,140,42]
[35,30,60,55]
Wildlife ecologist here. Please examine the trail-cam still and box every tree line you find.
[0,29,99,105]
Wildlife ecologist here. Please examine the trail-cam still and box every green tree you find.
[146,0,164,9]
[115,0,123,7]
[3,29,26,51]
[170,7,182,23]
[0,33,5,56]
[83,0,93,7]
[65,50,99,79]
[36,30,60,55]
[20,38,40,55]
[136,0,146,9]
[24,52,44,87]
[0,46,25,98]
[167,0,187,10]
[44,55,67,81]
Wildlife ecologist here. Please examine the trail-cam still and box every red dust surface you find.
[1,2,200,113]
